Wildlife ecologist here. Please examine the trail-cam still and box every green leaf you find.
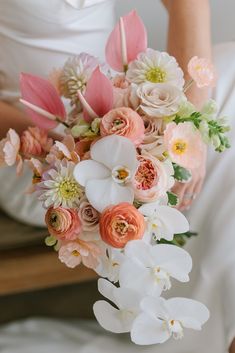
[173,163,192,183]
[167,191,179,206]
[157,231,198,247]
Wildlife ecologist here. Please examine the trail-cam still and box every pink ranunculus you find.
[188,56,216,88]
[46,135,80,164]
[58,239,102,269]
[133,153,174,203]
[99,203,146,248]
[164,122,206,169]
[100,107,145,146]
[21,127,53,157]
[78,198,100,232]
[45,207,82,241]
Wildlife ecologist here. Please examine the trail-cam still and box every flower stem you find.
[183,79,194,93]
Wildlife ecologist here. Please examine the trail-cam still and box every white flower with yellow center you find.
[126,49,184,89]
[37,159,84,208]
[73,135,138,213]
[119,240,192,296]
[131,297,209,345]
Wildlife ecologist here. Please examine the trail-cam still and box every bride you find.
[0,1,234,352]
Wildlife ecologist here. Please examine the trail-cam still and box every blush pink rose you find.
[78,199,100,232]
[164,122,206,169]
[188,56,216,88]
[58,239,102,269]
[100,107,145,146]
[45,207,82,241]
[133,154,174,202]
[21,127,52,157]
[99,202,145,248]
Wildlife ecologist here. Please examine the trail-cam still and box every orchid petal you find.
[124,240,154,267]
[140,297,169,320]
[85,177,134,212]
[73,160,110,186]
[97,278,117,305]
[20,73,66,130]
[131,313,170,345]
[91,135,137,172]
[105,10,147,72]
[83,67,113,122]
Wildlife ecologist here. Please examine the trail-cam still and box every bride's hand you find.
[172,144,207,211]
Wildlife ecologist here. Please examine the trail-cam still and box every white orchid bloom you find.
[95,247,125,283]
[139,203,189,242]
[93,278,142,333]
[73,135,138,212]
[119,240,192,296]
[131,296,209,345]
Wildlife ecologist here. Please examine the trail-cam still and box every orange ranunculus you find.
[99,202,145,248]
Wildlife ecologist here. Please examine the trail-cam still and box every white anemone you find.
[93,278,142,333]
[131,296,209,345]
[139,202,189,242]
[119,240,192,296]
[73,135,138,212]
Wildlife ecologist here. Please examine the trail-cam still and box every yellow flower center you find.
[72,250,80,257]
[145,67,166,83]
[58,178,82,200]
[172,139,188,155]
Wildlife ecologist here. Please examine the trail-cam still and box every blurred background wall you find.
[115,0,235,50]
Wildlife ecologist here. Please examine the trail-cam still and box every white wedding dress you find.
[0,1,235,352]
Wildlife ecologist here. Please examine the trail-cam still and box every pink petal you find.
[83,67,113,122]
[105,10,147,72]
[20,73,66,130]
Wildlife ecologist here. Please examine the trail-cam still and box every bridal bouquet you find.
[0,11,230,345]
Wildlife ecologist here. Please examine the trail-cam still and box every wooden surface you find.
[0,246,98,296]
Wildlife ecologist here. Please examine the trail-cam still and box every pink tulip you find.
[105,10,147,72]
[20,73,66,130]
[81,67,113,122]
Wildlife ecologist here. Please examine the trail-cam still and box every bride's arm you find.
[162,0,210,211]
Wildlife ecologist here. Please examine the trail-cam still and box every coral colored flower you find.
[78,198,100,232]
[99,203,145,248]
[100,107,145,146]
[45,207,82,241]
[21,127,52,157]
[75,138,93,160]
[133,154,174,203]
[164,122,206,169]
[0,129,23,175]
[188,56,216,88]
[58,239,102,269]
[46,135,80,164]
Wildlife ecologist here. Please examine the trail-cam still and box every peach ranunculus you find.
[132,153,174,203]
[46,135,80,164]
[164,122,206,169]
[21,127,53,157]
[0,129,23,175]
[187,56,216,88]
[100,107,145,146]
[45,207,82,241]
[99,202,145,248]
[58,239,102,269]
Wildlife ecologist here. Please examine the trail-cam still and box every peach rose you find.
[188,56,216,88]
[132,153,174,202]
[45,207,82,241]
[21,127,52,157]
[99,203,145,248]
[100,107,145,146]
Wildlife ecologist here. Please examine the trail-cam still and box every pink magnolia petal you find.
[83,67,113,122]
[105,10,147,72]
[20,73,66,130]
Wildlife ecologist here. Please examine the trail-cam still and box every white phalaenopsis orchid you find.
[139,203,189,242]
[95,247,125,283]
[73,135,138,212]
[93,278,142,333]
[119,240,192,296]
[131,296,210,345]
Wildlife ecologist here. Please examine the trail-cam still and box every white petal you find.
[166,298,210,328]
[124,240,154,267]
[131,313,170,345]
[150,244,192,282]
[93,300,130,333]
[114,286,142,312]
[86,178,134,212]
[97,278,117,305]
[73,160,109,186]
[91,135,138,172]
[140,297,169,320]
[155,206,189,235]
